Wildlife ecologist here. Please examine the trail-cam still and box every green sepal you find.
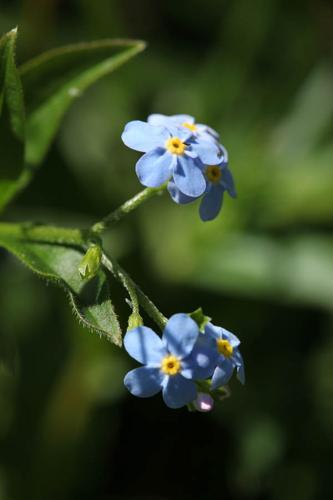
[196,379,231,403]
[189,307,211,332]
[127,312,144,331]
[186,402,197,412]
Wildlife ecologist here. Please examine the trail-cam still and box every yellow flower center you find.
[216,339,233,358]
[160,355,181,376]
[182,122,198,132]
[166,137,186,155]
[206,165,222,183]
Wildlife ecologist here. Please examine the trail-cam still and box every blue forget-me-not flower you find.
[123,313,215,409]
[204,322,245,389]
[121,120,221,197]
[168,158,236,221]
[122,113,236,221]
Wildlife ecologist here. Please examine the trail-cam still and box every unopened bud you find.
[127,312,144,330]
[193,392,214,413]
[78,245,102,280]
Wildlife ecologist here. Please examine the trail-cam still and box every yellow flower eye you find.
[165,137,186,155]
[216,339,233,358]
[160,355,181,375]
[206,165,222,183]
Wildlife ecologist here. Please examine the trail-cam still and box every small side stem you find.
[117,266,140,317]
[91,184,167,234]
[101,254,168,331]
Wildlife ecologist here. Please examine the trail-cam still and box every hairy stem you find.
[91,184,167,234]
[102,254,168,331]
[0,221,168,331]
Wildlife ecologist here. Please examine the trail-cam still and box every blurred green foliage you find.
[0,0,333,499]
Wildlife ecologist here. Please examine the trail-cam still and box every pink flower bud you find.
[193,392,214,412]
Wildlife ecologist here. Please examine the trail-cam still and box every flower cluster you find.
[121,114,236,221]
[123,313,245,410]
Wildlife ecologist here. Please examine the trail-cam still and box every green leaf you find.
[20,38,146,166]
[0,223,122,346]
[0,28,26,211]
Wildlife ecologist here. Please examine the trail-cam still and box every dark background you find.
[1,1,333,499]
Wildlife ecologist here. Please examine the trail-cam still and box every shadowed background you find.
[0,0,333,499]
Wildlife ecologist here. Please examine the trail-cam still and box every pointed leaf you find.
[20,38,146,166]
[0,223,122,345]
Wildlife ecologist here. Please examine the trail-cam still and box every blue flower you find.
[121,120,221,197]
[204,323,245,389]
[168,159,236,221]
[148,113,221,146]
[123,313,215,409]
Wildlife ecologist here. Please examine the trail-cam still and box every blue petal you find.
[170,114,195,125]
[222,328,241,348]
[222,166,237,198]
[167,125,193,142]
[191,139,221,165]
[124,326,166,365]
[167,181,197,205]
[173,156,206,197]
[122,121,170,152]
[197,123,220,140]
[147,114,195,128]
[219,144,229,162]
[232,349,245,384]
[163,313,199,358]
[162,375,197,408]
[211,360,235,389]
[182,334,218,379]
[136,148,174,188]
[205,323,241,348]
[124,366,163,397]
[237,361,245,384]
[197,131,219,144]
[233,348,243,366]
[147,114,169,126]
[204,322,222,341]
[199,184,224,221]
[183,147,198,159]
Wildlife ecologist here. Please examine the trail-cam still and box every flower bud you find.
[193,392,214,412]
[127,312,143,330]
[78,245,102,280]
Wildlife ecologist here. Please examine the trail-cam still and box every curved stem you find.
[0,221,168,331]
[91,184,167,234]
[101,253,168,331]
[117,265,140,317]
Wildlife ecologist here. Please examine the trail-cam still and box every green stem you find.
[0,221,167,331]
[91,184,167,234]
[116,265,140,317]
[101,254,168,331]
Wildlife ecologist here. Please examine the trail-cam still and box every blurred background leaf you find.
[0,28,25,212]
[20,38,145,166]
